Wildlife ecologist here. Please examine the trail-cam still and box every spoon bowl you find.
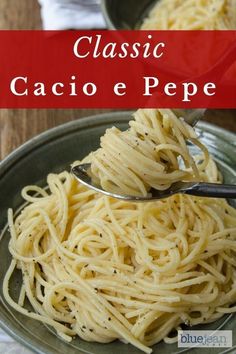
[72,164,236,201]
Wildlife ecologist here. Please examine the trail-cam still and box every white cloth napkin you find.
[38,0,106,30]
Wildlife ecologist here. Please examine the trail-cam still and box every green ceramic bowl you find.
[101,0,155,29]
[0,112,236,354]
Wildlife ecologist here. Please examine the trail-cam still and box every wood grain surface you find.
[0,0,235,161]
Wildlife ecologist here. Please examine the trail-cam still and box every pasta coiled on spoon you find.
[88,109,210,196]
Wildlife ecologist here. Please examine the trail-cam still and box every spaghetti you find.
[89,109,210,196]
[3,110,236,353]
[141,0,236,30]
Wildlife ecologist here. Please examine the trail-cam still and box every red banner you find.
[0,30,235,108]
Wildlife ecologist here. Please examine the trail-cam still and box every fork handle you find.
[185,183,236,199]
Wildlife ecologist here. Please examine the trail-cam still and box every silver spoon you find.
[71,110,236,201]
[72,163,236,201]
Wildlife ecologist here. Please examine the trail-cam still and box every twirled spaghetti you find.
[141,0,236,30]
[89,109,210,196]
[3,110,236,353]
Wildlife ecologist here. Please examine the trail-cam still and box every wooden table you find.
[0,0,235,162]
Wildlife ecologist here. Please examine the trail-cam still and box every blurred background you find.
[0,0,235,162]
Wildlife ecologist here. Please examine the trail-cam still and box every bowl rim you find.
[100,0,116,29]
